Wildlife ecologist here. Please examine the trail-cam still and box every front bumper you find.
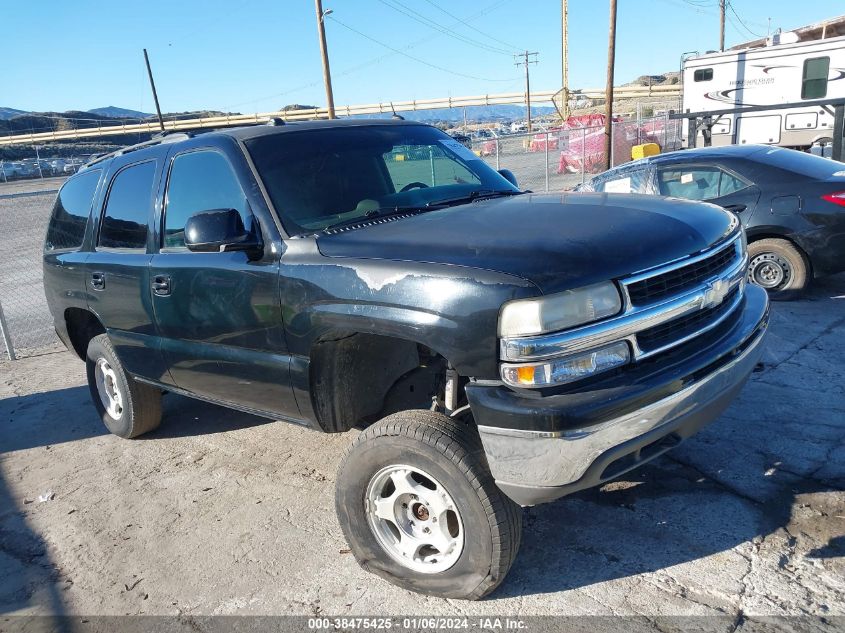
[469,284,769,506]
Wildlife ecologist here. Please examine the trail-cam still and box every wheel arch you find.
[63,307,106,360]
[746,230,812,273]
[307,327,456,434]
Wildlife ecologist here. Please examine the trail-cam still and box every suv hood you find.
[316,193,736,295]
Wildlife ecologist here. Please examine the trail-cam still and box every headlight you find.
[501,341,630,387]
[498,281,622,337]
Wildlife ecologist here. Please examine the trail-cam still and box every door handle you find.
[722,204,747,213]
[90,272,105,290]
[152,274,171,296]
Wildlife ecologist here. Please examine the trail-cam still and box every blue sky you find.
[4,0,842,114]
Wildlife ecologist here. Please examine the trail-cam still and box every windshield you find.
[245,124,519,235]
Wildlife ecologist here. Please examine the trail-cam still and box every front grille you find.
[627,241,738,305]
[636,286,740,353]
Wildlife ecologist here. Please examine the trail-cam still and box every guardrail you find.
[1,85,681,146]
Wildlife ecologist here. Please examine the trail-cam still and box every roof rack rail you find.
[81,132,194,170]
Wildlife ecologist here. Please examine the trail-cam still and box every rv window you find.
[801,57,829,99]
[694,68,713,82]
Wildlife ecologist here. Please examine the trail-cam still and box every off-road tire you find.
[85,334,162,438]
[335,410,522,600]
[747,238,809,300]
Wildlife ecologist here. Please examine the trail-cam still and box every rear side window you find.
[45,169,101,250]
[596,169,651,194]
[163,150,249,249]
[693,68,713,82]
[802,57,829,99]
[98,161,157,250]
[656,166,748,200]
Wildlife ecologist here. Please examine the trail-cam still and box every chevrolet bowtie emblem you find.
[701,279,730,310]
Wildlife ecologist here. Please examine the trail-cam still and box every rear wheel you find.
[335,410,522,600]
[86,334,162,438]
[747,238,809,299]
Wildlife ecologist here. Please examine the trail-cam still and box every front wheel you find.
[335,411,522,600]
[747,238,809,299]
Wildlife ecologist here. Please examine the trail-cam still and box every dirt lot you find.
[1,276,843,623]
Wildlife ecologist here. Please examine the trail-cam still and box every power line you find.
[376,0,513,56]
[217,0,514,111]
[328,15,518,82]
[419,0,523,52]
[727,1,766,38]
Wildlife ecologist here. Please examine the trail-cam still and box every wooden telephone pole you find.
[603,0,617,170]
[515,51,539,134]
[315,0,336,119]
[719,0,726,51]
[561,0,570,120]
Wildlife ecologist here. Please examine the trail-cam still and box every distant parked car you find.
[0,162,20,180]
[446,132,472,149]
[578,144,845,297]
[50,159,69,175]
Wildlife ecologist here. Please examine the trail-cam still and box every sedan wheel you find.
[746,238,809,299]
[748,252,792,290]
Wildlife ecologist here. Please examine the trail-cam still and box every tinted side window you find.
[693,68,713,82]
[718,171,748,196]
[802,57,829,99]
[163,150,249,249]
[596,169,650,194]
[657,166,748,200]
[45,169,101,250]
[99,161,156,250]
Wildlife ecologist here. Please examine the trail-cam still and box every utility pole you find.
[561,0,569,120]
[143,49,165,133]
[603,0,617,170]
[515,51,538,134]
[315,0,336,119]
[719,0,726,52]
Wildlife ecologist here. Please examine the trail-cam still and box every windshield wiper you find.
[321,206,429,233]
[426,189,523,208]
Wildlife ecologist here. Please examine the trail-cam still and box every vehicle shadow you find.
[492,457,827,599]
[0,463,69,624]
[807,535,845,560]
[0,386,273,453]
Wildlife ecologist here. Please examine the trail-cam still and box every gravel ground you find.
[0,276,843,625]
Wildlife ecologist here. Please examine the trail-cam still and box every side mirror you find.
[184,209,262,255]
[498,168,518,188]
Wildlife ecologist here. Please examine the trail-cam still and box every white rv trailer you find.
[681,34,845,149]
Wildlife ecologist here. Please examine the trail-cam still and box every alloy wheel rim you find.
[95,357,123,420]
[365,464,464,574]
[748,252,791,290]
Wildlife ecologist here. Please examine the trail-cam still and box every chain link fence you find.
[0,112,682,360]
[475,112,682,191]
[0,182,64,359]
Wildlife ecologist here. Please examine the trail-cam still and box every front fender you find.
[279,239,539,378]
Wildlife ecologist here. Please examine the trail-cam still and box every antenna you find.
[390,102,404,120]
[143,49,166,133]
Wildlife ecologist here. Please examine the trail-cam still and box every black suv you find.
[44,119,769,599]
